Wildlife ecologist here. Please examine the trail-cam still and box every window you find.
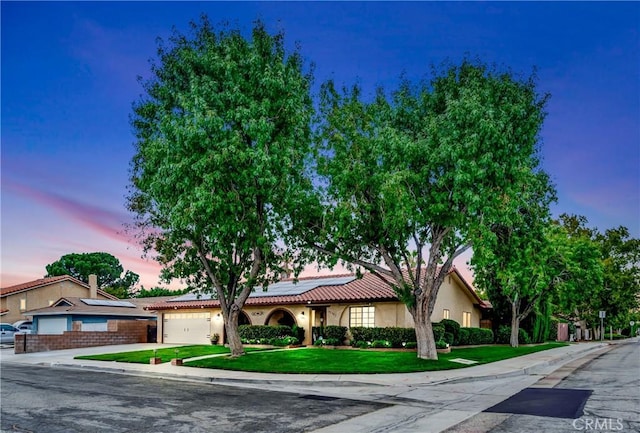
[443,309,450,320]
[349,306,375,328]
[19,298,26,311]
[462,311,471,327]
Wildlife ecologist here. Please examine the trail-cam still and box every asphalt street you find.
[0,363,387,433]
[444,340,640,433]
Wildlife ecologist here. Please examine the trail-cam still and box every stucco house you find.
[1,275,117,324]
[25,297,157,335]
[147,267,491,346]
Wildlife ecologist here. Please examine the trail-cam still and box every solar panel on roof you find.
[166,276,356,302]
[81,299,137,308]
[250,276,356,298]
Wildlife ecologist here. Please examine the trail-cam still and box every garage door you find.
[38,317,68,335]
[163,313,211,344]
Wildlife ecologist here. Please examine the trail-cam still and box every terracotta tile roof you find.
[1,275,118,300]
[26,297,156,318]
[147,268,488,311]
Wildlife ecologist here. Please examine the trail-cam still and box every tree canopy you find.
[554,215,640,332]
[127,17,314,356]
[45,252,140,298]
[306,60,549,358]
[471,169,558,347]
[132,286,191,298]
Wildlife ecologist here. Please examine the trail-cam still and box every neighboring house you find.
[1,275,117,324]
[147,267,492,346]
[26,297,157,335]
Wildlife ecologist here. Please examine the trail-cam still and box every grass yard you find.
[185,343,568,374]
[75,345,263,364]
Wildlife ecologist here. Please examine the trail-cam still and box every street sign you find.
[599,311,606,318]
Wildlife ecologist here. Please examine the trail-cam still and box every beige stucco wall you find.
[430,273,481,327]
[1,281,111,324]
[158,305,311,345]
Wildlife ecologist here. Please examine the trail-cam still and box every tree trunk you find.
[225,306,245,357]
[413,298,438,360]
[510,302,520,348]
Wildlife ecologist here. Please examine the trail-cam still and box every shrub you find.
[457,327,494,345]
[441,319,461,345]
[371,340,392,348]
[604,333,627,340]
[496,325,531,345]
[238,325,293,341]
[457,328,470,345]
[443,332,454,346]
[496,325,511,344]
[432,323,445,342]
[354,340,371,349]
[519,328,531,344]
[473,328,494,345]
[314,338,340,346]
[291,324,305,343]
[269,336,299,346]
[349,327,416,347]
[404,342,417,349]
[323,326,347,343]
[435,340,449,349]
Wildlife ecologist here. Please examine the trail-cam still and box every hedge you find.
[349,327,417,348]
[322,326,348,342]
[495,325,531,344]
[314,338,341,346]
[433,323,445,342]
[456,327,493,345]
[238,325,293,341]
[458,328,471,345]
[443,332,454,346]
[440,319,461,345]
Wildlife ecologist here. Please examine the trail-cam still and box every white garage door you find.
[163,313,211,344]
[38,317,68,335]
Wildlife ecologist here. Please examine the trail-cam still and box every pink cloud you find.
[6,180,135,245]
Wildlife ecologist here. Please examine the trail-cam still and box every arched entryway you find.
[264,308,297,327]
[222,310,251,344]
[238,310,251,326]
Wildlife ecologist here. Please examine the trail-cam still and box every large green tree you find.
[128,17,313,356]
[45,252,140,298]
[557,215,640,334]
[551,215,604,333]
[308,61,548,359]
[471,169,558,347]
[596,226,640,330]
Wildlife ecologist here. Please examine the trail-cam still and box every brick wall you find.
[14,320,151,354]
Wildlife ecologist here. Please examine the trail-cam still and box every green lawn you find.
[185,343,568,374]
[75,345,260,364]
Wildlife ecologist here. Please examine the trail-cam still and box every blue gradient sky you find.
[2,2,638,289]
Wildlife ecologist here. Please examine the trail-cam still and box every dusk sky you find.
[2,2,638,290]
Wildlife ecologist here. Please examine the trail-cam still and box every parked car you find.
[0,323,19,344]
[12,320,33,334]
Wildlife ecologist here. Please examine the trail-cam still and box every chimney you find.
[89,274,98,298]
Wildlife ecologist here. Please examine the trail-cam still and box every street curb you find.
[5,341,621,391]
[427,342,609,385]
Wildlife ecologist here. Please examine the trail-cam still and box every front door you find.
[311,307,327,343]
